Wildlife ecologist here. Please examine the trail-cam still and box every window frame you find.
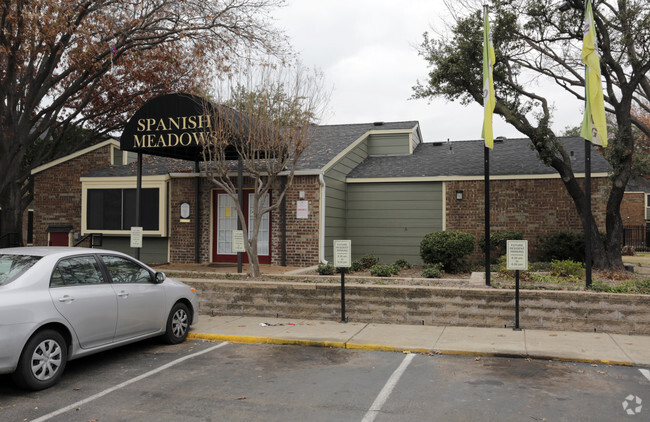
[49,254,107,287]
[99,254,156,285]
[80,176,169,236]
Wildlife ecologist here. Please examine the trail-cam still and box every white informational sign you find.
[333,240,352,268]
[297,200,309,219]
[232,230,245,252]
[130,227,143,248]
[507,240,528,271]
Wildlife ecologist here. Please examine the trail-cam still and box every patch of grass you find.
[591,278,650,294]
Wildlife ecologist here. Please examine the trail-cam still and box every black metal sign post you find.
[514,269,521,331]
[507,240,527,332]
[333,240,351,323]
[340,269,346,323]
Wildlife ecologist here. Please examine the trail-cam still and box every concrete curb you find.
[187,333,636,367]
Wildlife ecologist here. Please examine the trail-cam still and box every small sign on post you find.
[507,240,528,331]
[130,227,143,249]
[333,240,351,323]
[507,240,528,271]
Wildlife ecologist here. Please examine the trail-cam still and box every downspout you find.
[319,173,328,264]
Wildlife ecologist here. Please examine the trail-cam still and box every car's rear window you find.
[0,254,42,286]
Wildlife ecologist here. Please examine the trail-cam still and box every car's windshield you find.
[0,254,42,285]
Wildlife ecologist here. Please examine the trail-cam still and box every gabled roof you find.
[296,121,420,170]
[83,121,421,177]
[31,138,119,175]
[346,137,610,179]
[625,177,650,193]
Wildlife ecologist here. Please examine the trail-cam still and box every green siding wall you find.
[367,133,410,156]
[346,182,443,264]
[99,236,169,264]
[323,142,368,261]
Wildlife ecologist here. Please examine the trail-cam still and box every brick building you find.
[30,117,646,266]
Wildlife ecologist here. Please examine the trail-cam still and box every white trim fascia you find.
[169,172,202,178]
[624,191,646,194]
[321,132,371,173]
[346,173,610,183]
[31,139,119,175]
[367,128,414,136]
[80,175,171,183]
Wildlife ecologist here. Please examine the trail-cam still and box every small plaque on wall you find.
[297,200,309,219]
[180,202,190,219]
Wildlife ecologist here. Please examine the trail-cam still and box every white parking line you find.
[361,353,416,422]
[640,369,650,382]
[31,342,229,422]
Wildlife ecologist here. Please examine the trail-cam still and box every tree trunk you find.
[0,181,25,247]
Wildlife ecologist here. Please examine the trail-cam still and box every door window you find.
[50,256,105,287]
[217,194,238,255]
[101,255,152,284]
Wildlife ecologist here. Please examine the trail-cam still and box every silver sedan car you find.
[0,247,199,390]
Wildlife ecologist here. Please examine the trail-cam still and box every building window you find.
[27,210,34,244]
[646,194,650,221]
[87,188,159,231]
[111,146,138,166]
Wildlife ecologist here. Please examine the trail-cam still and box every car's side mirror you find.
[154,272,166,284]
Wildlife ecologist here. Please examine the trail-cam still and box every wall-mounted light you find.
[456,190,463,200]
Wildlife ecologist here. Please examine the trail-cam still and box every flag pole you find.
[585,140,592,287]
[482,4,495,286]
[485,145,491,286]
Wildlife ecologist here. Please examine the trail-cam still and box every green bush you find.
[479,231,524,260]
[420,230,475,273]
[421,263,443,278]
[536,231,585,263]
[550,259,584,279]
[358,253,379,269]
[350,260,365,272]
[349,253,380,272]
[394,258,411,269]
[316,263,335,275]
[369,264,399,277]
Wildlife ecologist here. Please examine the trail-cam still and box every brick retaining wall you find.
[183,279,650,335]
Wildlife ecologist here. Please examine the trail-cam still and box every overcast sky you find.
[274,0,584,143]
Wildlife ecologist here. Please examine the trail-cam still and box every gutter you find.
[319,173,328,264]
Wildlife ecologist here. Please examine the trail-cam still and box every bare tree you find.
[202,63,329,276]
[0,0,289,244]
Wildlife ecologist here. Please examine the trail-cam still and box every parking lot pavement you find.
[2,339,648,422]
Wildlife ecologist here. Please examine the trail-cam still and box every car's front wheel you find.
[162,302,190,344]
[13,329,68,391]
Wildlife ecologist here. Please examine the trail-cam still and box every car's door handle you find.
[117,291,129,298]
[58,295,74,303]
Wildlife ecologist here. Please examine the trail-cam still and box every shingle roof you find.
[295,121,419,170]
[83,121,419,177]
[346,137,610,179]
[625,177,650,193]
[83,126,609,179]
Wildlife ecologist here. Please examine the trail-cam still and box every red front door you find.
[49,232,69,246]
[212,191,271,264]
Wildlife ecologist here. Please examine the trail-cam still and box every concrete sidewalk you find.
[188,316,650,367]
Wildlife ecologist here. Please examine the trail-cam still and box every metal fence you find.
[622,225,649,252]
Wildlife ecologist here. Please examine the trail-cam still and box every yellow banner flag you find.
[481,7,496,149]
[580,0,607,147]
